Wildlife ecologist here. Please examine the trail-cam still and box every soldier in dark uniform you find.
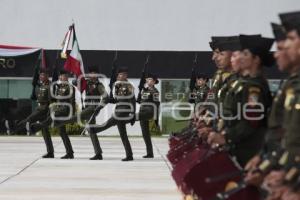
[245,13,300,194]
[207,34,274,167]
[209,36,233,100]
[243,23,290,188]
[80,68,109,160]
[197,37,236,137]
[31,70,75,159]
[189,73,209,106]
[54,67,109,160]
[137,73,160,158]
[91,67,136,161]
[15,69,54,158]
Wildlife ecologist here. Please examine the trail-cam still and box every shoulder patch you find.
[248,87,261,105]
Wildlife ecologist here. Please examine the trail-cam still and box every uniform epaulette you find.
[222,71,231,82]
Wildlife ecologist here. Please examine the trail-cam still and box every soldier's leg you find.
[59,125,74,159]
[89,117,103,160]
[55,106,96,128]
[117,122,133,161]
[30,115,53,133]
[140,120,154,157]
[41,127,54,158]
[138,110,154,157]
[91,117,118,133]
[15,108,46,133]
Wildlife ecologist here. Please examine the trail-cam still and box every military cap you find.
[239,34,274,67]
[217,36,241,51]
[271,23,287,41]
[146,72,159,84]
[88,65,100,73]
[195,72,209,82]
[117,67,128,74]
[279,11,300,32]
[209,36,230,50]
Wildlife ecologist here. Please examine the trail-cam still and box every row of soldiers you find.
[14,66,160,161]
[168,10,300,200]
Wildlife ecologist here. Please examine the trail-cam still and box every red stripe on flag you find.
[64,55,87,92]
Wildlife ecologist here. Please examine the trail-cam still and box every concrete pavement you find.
[0,136,180,200]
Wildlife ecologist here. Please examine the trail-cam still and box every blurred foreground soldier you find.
[208,34,274,167]
[244,23,291,190]
[279,11,300,157]
[137,73,160,158]
[31,70,75,159]
[15,69,54,158]
[91,67,136,161]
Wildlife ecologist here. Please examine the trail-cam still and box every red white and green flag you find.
[63,25,87,92]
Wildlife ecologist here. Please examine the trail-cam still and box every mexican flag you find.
[64,26,87,92]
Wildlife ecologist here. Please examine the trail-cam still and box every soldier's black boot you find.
[61,153,74,159]
[42,152,54,158]
[89,154,103,160]
[143,154,154,158]
[121,156,133,162]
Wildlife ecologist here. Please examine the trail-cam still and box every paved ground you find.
[0,136,180,200]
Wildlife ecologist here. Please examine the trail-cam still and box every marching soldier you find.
[137,73,160,158]
[55,67,109,160]
[31,70,75,159]
[81,68,109,160]
[15,69,54,158]
[91,67,136,161]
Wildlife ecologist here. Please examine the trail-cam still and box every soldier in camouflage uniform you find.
[91,67,136,161]
[15,69,54,158]
[137,73,160,158]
